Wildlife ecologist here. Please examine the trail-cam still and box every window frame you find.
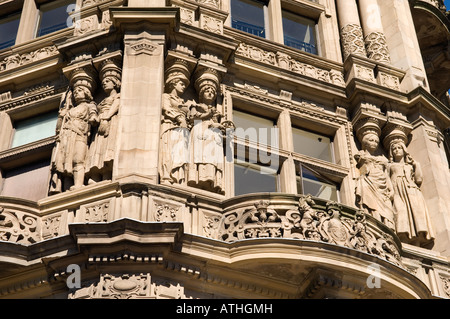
[228,0,323,56]
[35,0,76,38]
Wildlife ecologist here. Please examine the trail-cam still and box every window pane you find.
[233,110,276,146]
[282,10,317,54]
[292,127,332,162]
[1,159,50,201]
[36,0,75,37]
[11,111,58,148]
[234,161,278,196]
[231,0,266,38]
[0,13,20,50]
[297,167,338,201]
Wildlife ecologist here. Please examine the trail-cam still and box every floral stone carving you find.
[218,196,403,267]
[0,207,40,244]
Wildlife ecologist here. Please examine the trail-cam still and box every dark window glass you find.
[282,10,317,54]
[0,13,20,50]
[1,159,50,201]
[234,160,278,196]
[36,0,75,37]
[296,165,338,201]
[231,0,266,38]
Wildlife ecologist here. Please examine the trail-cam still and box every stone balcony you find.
[0,179,403,268]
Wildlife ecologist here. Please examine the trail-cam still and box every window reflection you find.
[292,127,333,162]
[234,160,278,196]
[11,111,58,148]
[233,110,276,146]
[282,10,317,54]
[36,0,75,37]
[231,0,267,38]
[296,164,338,201]
[0,13,20,50]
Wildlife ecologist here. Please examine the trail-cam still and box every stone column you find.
[277,108,297,194]
[109,8,179,185]
[358,0,391,64]
[335,0,366,60]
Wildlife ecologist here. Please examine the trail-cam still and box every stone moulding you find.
[235,42,345,88]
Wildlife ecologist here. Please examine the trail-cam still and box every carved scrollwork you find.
[218,196,403,267]
[0,207,40,244]
[219,200,282,241]
[69,273,186,299]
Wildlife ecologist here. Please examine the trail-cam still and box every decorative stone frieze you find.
[0,46,59,72]
[236,43,345,87]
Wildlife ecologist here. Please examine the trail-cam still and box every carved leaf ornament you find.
[0,207,40,244]
[218,196,403,267]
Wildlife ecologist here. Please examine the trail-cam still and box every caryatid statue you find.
[187,68,233,194]
[388,139,434,247]
[159,59,191,185]
[85,58,122,184]
[50,66,98,193]
[354,119,395,230]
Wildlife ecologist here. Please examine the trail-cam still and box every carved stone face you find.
[362,133,379,153]
[391,143,405,161]
[102,77,115,92]
[173,79,187,95]
[200,86,216,104]
[73,85,91,103]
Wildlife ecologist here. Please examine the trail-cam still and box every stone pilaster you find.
[109,8,179,185]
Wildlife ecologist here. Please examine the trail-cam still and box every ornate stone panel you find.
[218,196,403,268]
[0,207,40,244]
[69,273,187,299]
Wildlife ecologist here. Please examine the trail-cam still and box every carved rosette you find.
[340,24,367,59]
[365,32,391,64]
[218,196,403,267]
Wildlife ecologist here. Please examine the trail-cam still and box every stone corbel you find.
[352,102,386,143]
[343,54,376,85]
[375,64,406,92]
[381,111,413,151]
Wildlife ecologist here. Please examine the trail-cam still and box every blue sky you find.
[446,0,450,9]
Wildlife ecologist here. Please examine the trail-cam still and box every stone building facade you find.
[0,0,449,299]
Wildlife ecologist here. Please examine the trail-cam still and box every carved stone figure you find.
[388,140,434,246]
[85,59,121,183]
[159,61,191,185]
[354,128,395,230]
[187,69,232,194]
[50,67,98,193]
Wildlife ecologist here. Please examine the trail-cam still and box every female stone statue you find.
[388,140,434,246]
[159,68,190,185]
[85,59,121,183]
[50,68,98,192]
[354,130,395,230]
[187,70,231,194]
